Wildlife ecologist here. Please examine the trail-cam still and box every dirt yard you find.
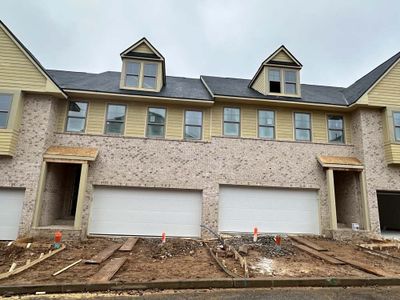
[1,235,400,285]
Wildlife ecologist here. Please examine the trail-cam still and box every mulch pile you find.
[141,239,202,259]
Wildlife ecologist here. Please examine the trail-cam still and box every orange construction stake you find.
[253,227,258,242]
[161,232,166,244]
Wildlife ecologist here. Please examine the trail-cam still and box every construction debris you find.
[89,258,127,282]
[52,259,82,277]
[333,256,391,277]
[289,236,327,251]
[85,243,121,264]
[205,243,240,278]
[359,242,400,250]
[119,238,138,252]
[292,242,345,265]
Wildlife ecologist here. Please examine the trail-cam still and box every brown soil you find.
[1,236,400,285]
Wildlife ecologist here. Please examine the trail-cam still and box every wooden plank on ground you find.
[89,257,127,282]
[85,243,121,264]
[289,236,327,251]
[292,242,345,265]
[334,256,391,277]
[204,243,240,278]
[359,243,400,250]
[52,259,82,276]
[0,245,66,280]
[119,238,138,252]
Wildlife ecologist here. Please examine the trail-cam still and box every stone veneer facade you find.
[2,94,398,238]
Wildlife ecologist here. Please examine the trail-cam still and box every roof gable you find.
[120,37,164,60]
[263,45,302,67]
[0,20,66,97]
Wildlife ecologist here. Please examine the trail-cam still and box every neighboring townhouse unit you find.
[1,20,400,241]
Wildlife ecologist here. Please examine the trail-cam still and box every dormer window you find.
[268,69,281,93]
[284,70,297,94]
[143,63,157,89]
[124,61,158,89]
[125,62,140,88]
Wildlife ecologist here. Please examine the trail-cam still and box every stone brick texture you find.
[1,95,395,238]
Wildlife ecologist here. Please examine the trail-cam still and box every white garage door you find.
[88,187,202,237]
[219,186,319,234]
[0,189,24,240]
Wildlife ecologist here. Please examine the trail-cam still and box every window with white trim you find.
[258,110,275,139]
[105,104,126,135]
[294,112,311,141]
[0,93,12,129]
[393,112,400,141]
[147,107,166,138]
[65,101,88,133]
[328,115,344,143]
[223,107,240,137]
[123,61,158,90]
[284,70,297,94]
[184,110,202,140]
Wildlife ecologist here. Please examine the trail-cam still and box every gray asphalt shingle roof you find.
[47,50,400,106]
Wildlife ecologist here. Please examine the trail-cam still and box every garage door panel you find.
[88,187,202,237]
[219,186,319,235]
[0,189,25,240]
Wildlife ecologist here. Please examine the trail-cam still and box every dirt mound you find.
[0,244,24,262]
[141,239,202,259]
[225,235,295,257]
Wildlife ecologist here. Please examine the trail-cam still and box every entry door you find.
[219,186,319,234]
[0,189,25,240]
[88,187,202,237]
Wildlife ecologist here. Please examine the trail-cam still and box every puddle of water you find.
[251,257,274,275]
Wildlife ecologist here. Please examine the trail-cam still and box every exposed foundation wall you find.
[334,171,361,228]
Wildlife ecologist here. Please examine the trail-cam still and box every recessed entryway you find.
[0,188,25,240]
[218,186,320,234]
[38,162,81,228]
[88,186,202,237]
[377,191,400,237]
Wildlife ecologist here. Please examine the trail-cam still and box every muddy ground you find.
[1,236,400,285]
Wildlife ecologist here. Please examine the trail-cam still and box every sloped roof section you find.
[201,75,348,106]
[47,70,213,101]
[343,51,400,104]
[120,37,164,60]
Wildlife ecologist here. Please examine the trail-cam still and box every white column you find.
[74,162,88,230]
[32,161,47,227]
[359,170,371,231]
[326,168,338,230]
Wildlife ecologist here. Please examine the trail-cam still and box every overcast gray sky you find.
[1,0,400,87]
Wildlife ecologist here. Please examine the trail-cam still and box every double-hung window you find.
[125,62,141,88]
[105,104,126,135]
[184,110,202,140]
[328,115,344,143]
[147,107,166,138]
[223,107,240,137]
[0,94,12,129]
[258,110,275,139]
[294,112,311,141]
[143,63,157,89]
[284,70,297,94]
[393,112,400,141]
[65,101,88,133]
[268,69,281,93]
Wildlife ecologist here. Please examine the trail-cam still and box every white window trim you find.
[257,109,276,140]
[294,112,312,142]
[0,92,13,129]
[65,100,89,134]
[120,59,159,91]
[184,109,203,140]
[266,67,301,97]
[146,106,167,139]
[104,103,127,135]
[327,114,345,144]
[223,107,241,137]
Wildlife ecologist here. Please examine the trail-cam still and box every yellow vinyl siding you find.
[203,108,211,140]
[0,129,18,156]
[56,101,68,132]
[272,51,293,63]
[252,67,266,94]
[211,104,223,136]
[86,100,106,134]
[0,27,47,90]
[384,143,400,164]
[368,61,400,106]
[276,108,293,140]
[126,102,147,136]
[344,114,352,143]
[312,112,327,143]
[134,43,153,54]
[242,106,257,138]
[166,106,183,139]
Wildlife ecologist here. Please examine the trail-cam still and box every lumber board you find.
[89,258,127,282]
[358,245,400,262]
[52,259,82,276]
[359,243,400,250]
[119,238,138,252]
[205,243,240,278]
[0,245,66,280]
[292,243,345,265]
[85,243,121,264]
[334,256,391,277]
[289,236,327,251]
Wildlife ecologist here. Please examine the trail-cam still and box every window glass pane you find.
[148,108,166,124]
[0,94,12,111]
[258,110,274,126]
[126,74,139,87]
[186,111,202,126]
[268,69,280,82]
[68,101,87,118]
[0,112,8,128]
[224,108,240,122]
[285,70,296,82]
[394,113,400,127]
[285,83,296,94]
[66,118,85,132]
[395,127,400,141]
[106,121,124,134]
[296,129,311,141]
[126,62,140,75]
[143,64,157,77]
[107,105,126,121]
[329,130,344,143]
[269,81,281,93]
[185,126,202,140]
[147,124,165,137]
[259,126,274,139]
[143,76,156,89]
[295,113,311,129]
[224,123,240,136]
[328,116,343,129]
